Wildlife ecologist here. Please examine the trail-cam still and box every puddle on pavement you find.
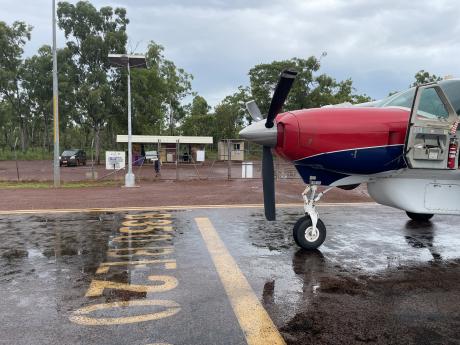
[241,207,460,345]
[0,213,119,285]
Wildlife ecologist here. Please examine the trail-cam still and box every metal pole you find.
[14,137,19,181]
[52,0,60,187]
[176,139,179,180]
[125,62,135,187]
[227,139,231,180]
[91,137,95,180]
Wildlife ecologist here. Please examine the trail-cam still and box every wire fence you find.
[0,140,303,183]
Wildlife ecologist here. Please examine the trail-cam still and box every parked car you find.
[59,149,87,167]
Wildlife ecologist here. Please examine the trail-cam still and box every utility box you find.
[242,161,253,178]
[196,150,205,162]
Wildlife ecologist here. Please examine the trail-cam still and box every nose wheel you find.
[293,185,331,250]
[293,216,327,250]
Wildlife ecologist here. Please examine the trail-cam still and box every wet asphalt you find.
[0,205,459,345]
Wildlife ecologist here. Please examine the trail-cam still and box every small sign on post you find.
[105,151,126,170]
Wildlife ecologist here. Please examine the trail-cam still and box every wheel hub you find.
[304,226,319,242]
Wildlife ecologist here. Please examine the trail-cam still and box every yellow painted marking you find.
[100,259,176,270]
[85,275,178,297]
[112,234,172,243]
[0,202,377,215]
[108,246,173,252]
[195,217,286,345]
[124,213,172,220]
[69,299,180,326]
[119,225,173,234]
[95,265,110,274]
[122,220,173,227]
[107,248,174,258]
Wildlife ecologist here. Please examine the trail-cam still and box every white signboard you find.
[196,150,205,162]
[105,151,125,170]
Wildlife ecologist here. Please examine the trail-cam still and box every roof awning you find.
[116,135,213,144]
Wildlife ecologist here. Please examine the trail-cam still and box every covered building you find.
[116,135,213,163]
[218,139,245,161]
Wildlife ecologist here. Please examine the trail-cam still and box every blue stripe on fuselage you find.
[294,145,406,185]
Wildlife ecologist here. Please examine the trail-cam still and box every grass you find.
[0,180,119,189]
[0,148,54,160]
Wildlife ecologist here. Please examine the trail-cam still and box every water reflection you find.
[404,220,442,262]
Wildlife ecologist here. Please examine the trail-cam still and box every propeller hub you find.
[239,120,277,147]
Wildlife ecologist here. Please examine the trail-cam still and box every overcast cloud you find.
[1,0,459,106]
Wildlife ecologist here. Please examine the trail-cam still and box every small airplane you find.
[239,70,460,250]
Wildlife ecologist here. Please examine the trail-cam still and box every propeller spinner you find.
[239,69,298,221]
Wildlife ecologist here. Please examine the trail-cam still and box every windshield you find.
[370,79,460,118]
[379,88,416,108]
[440,79,460,116]
[62,150,77,156]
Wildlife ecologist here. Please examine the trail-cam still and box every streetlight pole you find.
[108,54,146,188]
[125,61,135,187]
[52,0,60,187]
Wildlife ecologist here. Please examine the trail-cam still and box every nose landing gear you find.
[293,185,331,250]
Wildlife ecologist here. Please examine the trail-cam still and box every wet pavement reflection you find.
[0,205,459,345]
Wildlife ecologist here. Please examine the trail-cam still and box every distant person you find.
[154,156,161,177]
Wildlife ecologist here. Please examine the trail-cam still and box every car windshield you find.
[62,150,77,156]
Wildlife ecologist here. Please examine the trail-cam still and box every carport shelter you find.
[116,135,213,163]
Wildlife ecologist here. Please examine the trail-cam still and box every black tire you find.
[406,212,434,222]
[83,160,86,166]
[293,216,327,250]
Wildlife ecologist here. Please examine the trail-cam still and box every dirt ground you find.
[280,258,460,345]
[0,178,371,211]
[0,159,371,211]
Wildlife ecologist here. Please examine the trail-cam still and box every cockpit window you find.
[366,79,460,118]
[417,87,449,120]
[380,88,415,108]
[440,80,460,116]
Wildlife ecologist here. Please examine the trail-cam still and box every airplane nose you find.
[239,120,278,147]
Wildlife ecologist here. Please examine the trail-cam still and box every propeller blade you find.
[265,69,297,128]
[262,145,276,221]
[245,100,263,122]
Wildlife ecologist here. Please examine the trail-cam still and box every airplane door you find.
[405,83,459,169]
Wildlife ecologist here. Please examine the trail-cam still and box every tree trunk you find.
[20,121,27,152]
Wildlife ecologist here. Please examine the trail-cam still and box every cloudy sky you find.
[1,0,459,106]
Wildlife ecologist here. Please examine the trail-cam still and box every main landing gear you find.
[406,211,434,222]
[293,185,332,250]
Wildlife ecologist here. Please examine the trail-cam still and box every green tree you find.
[411,70,442,87]
[190,95,210,116]
[0,20,32,151]
[249,56,370,114]
[57,1,129,163]
[213,86,251,141]
[180,95,212,136]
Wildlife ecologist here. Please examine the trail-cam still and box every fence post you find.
[176,139,180,181]
[227,139,232,180]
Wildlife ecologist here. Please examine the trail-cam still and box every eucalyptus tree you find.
[0,20,32,151]
[57,1,129,163]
